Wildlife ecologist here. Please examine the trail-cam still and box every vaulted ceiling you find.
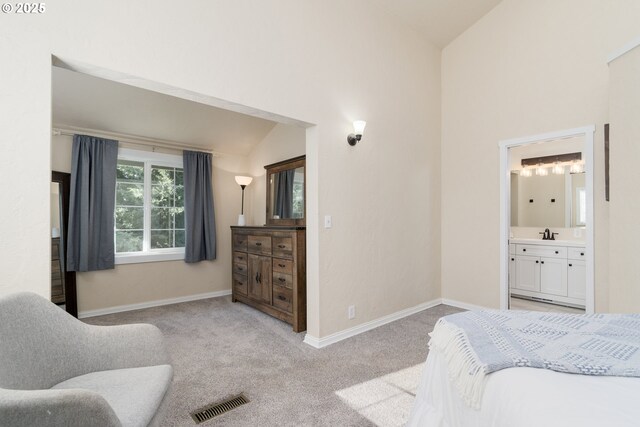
[52,2,502,154]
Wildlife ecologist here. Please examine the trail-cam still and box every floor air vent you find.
[190,394,249,424]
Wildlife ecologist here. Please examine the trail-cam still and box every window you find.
[114,149,185,264]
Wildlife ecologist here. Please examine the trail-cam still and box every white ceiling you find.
[52,67,278,156]
[371,0,502,48]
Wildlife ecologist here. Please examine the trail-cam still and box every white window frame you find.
[115,148,185,265]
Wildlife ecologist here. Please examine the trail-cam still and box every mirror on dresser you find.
[51,171,77,317]
[265,155,305,226]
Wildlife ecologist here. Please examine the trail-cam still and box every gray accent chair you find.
[0,292,173,427]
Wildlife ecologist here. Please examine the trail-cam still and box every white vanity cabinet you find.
[509,241,585,308]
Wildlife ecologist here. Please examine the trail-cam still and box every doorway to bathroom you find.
[499,126,595,314]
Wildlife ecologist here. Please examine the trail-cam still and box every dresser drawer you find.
[516,244,566,259]
[273,236,293,258]
[273,272,293,289]
[248,235,272,255]
[273,258,293,274]
[233,233,248,252]
[233,273,248,296]
[233,261,248,275]
[273,285,293,312]
[233,251,248,264]
[51,242,60,260]
[567,247,586,260]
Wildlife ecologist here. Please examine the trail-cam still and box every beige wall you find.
[441,0,640,311]
[1,0,441,339]
[609,45,640,311]
[51,134,247,313]
[517,173,565,228]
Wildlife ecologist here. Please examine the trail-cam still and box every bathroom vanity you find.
[509,238,585,308]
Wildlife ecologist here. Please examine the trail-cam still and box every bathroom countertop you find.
[509,238,586,247]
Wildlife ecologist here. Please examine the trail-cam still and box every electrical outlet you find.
[348,305,355,319]
[324,215,332,228]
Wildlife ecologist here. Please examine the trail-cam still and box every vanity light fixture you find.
[570,161,584,174]
[235,176,253,226]
[520,167,533,177]
[536,164,549,176]
[347,120,367,146]
[520,152,582,177]
[552,162,565,175]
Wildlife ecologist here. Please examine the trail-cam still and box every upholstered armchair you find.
[0,292,172,427]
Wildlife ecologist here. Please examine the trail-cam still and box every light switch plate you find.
[324,215,332,228]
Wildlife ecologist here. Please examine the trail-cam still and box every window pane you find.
[115,207,144,230]
[151,166,174,184]
[174,209,185,229]
[175,170,183,186]
[116,160,144,182]
[116,231,143,252]
[151,230,173,249]
[175,230,185,248]
[152,184,175,207]
[175,185,184,206]
[151,207,172,229]
[116,183,144,206]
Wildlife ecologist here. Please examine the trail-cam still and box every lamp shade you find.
[235,176,253,186]
[353,120,367,135]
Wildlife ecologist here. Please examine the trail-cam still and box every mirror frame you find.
[52,171,78,317]
[265,155,306,226]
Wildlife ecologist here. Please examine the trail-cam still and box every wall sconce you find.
[235,176,253,226]
[347,120,367,146]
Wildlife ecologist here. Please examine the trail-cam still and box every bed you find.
[407,310,640,427]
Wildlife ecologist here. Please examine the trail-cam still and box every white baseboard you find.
[78,290,232,318]
[440,298,490,312]
[303,298,442,349]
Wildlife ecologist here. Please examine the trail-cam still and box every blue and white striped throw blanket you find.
[429,310,640,409]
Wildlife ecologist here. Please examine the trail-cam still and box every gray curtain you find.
[274,170,295,218]
[183,150,216,263]
[67,135,118,272]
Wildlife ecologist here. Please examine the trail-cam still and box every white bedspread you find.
[407,349,640,427]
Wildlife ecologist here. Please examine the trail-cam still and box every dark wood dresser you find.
[231,226,306,332]
[51,237,65,305]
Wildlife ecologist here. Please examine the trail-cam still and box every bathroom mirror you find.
[510,171,586,228]
[265,155,305,226]
[509,137,586,229]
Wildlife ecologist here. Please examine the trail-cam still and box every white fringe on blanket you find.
[428,318,488,410]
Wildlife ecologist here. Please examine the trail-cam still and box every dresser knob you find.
[555,251,559,254]
[536,260,539,263]
[277,295,286,301]
[255,242,262,246]
[278,264,285,268]
[569,263,573,267]
[581,252,584,256]
[523,249,526,252]
[278,244,286,249]
[279,278,285,282]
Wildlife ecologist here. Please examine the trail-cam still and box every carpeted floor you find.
[84,296,461,426]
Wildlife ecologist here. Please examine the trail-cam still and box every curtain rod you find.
[52,126,220,156]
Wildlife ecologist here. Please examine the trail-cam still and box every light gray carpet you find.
[84,297,461,426]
